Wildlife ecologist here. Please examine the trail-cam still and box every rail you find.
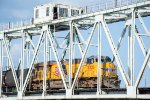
[0,0,148,31]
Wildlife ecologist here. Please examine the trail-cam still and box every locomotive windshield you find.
[101,56,111,63]
[87,56,95,64]
[87,56,111,64]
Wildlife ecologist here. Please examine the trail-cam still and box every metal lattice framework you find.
[0,0,150,99]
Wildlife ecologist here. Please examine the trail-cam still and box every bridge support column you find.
[0,34,3,97]
[95,15,102,95]
[3,33,19,92]
[17,91,23,100]
[20,30,25,98]
[66,89,72,99]
[127,86,137,99]
[42,25,48,97]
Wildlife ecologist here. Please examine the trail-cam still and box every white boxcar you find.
[34,3,84,24]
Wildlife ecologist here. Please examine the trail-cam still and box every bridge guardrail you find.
[85,0,147,14]
[0,0,148,31]
[0,19,33,31]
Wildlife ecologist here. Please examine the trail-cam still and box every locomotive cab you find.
[87,56,99,64]
[87,56,111,64]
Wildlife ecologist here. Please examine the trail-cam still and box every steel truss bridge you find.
[0,0,150,99]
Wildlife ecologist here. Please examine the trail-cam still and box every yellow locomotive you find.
[32,56,120,90]
[2,56,120,92]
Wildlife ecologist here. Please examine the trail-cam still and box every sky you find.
[0,0,150,88]
[0,0,102,23]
